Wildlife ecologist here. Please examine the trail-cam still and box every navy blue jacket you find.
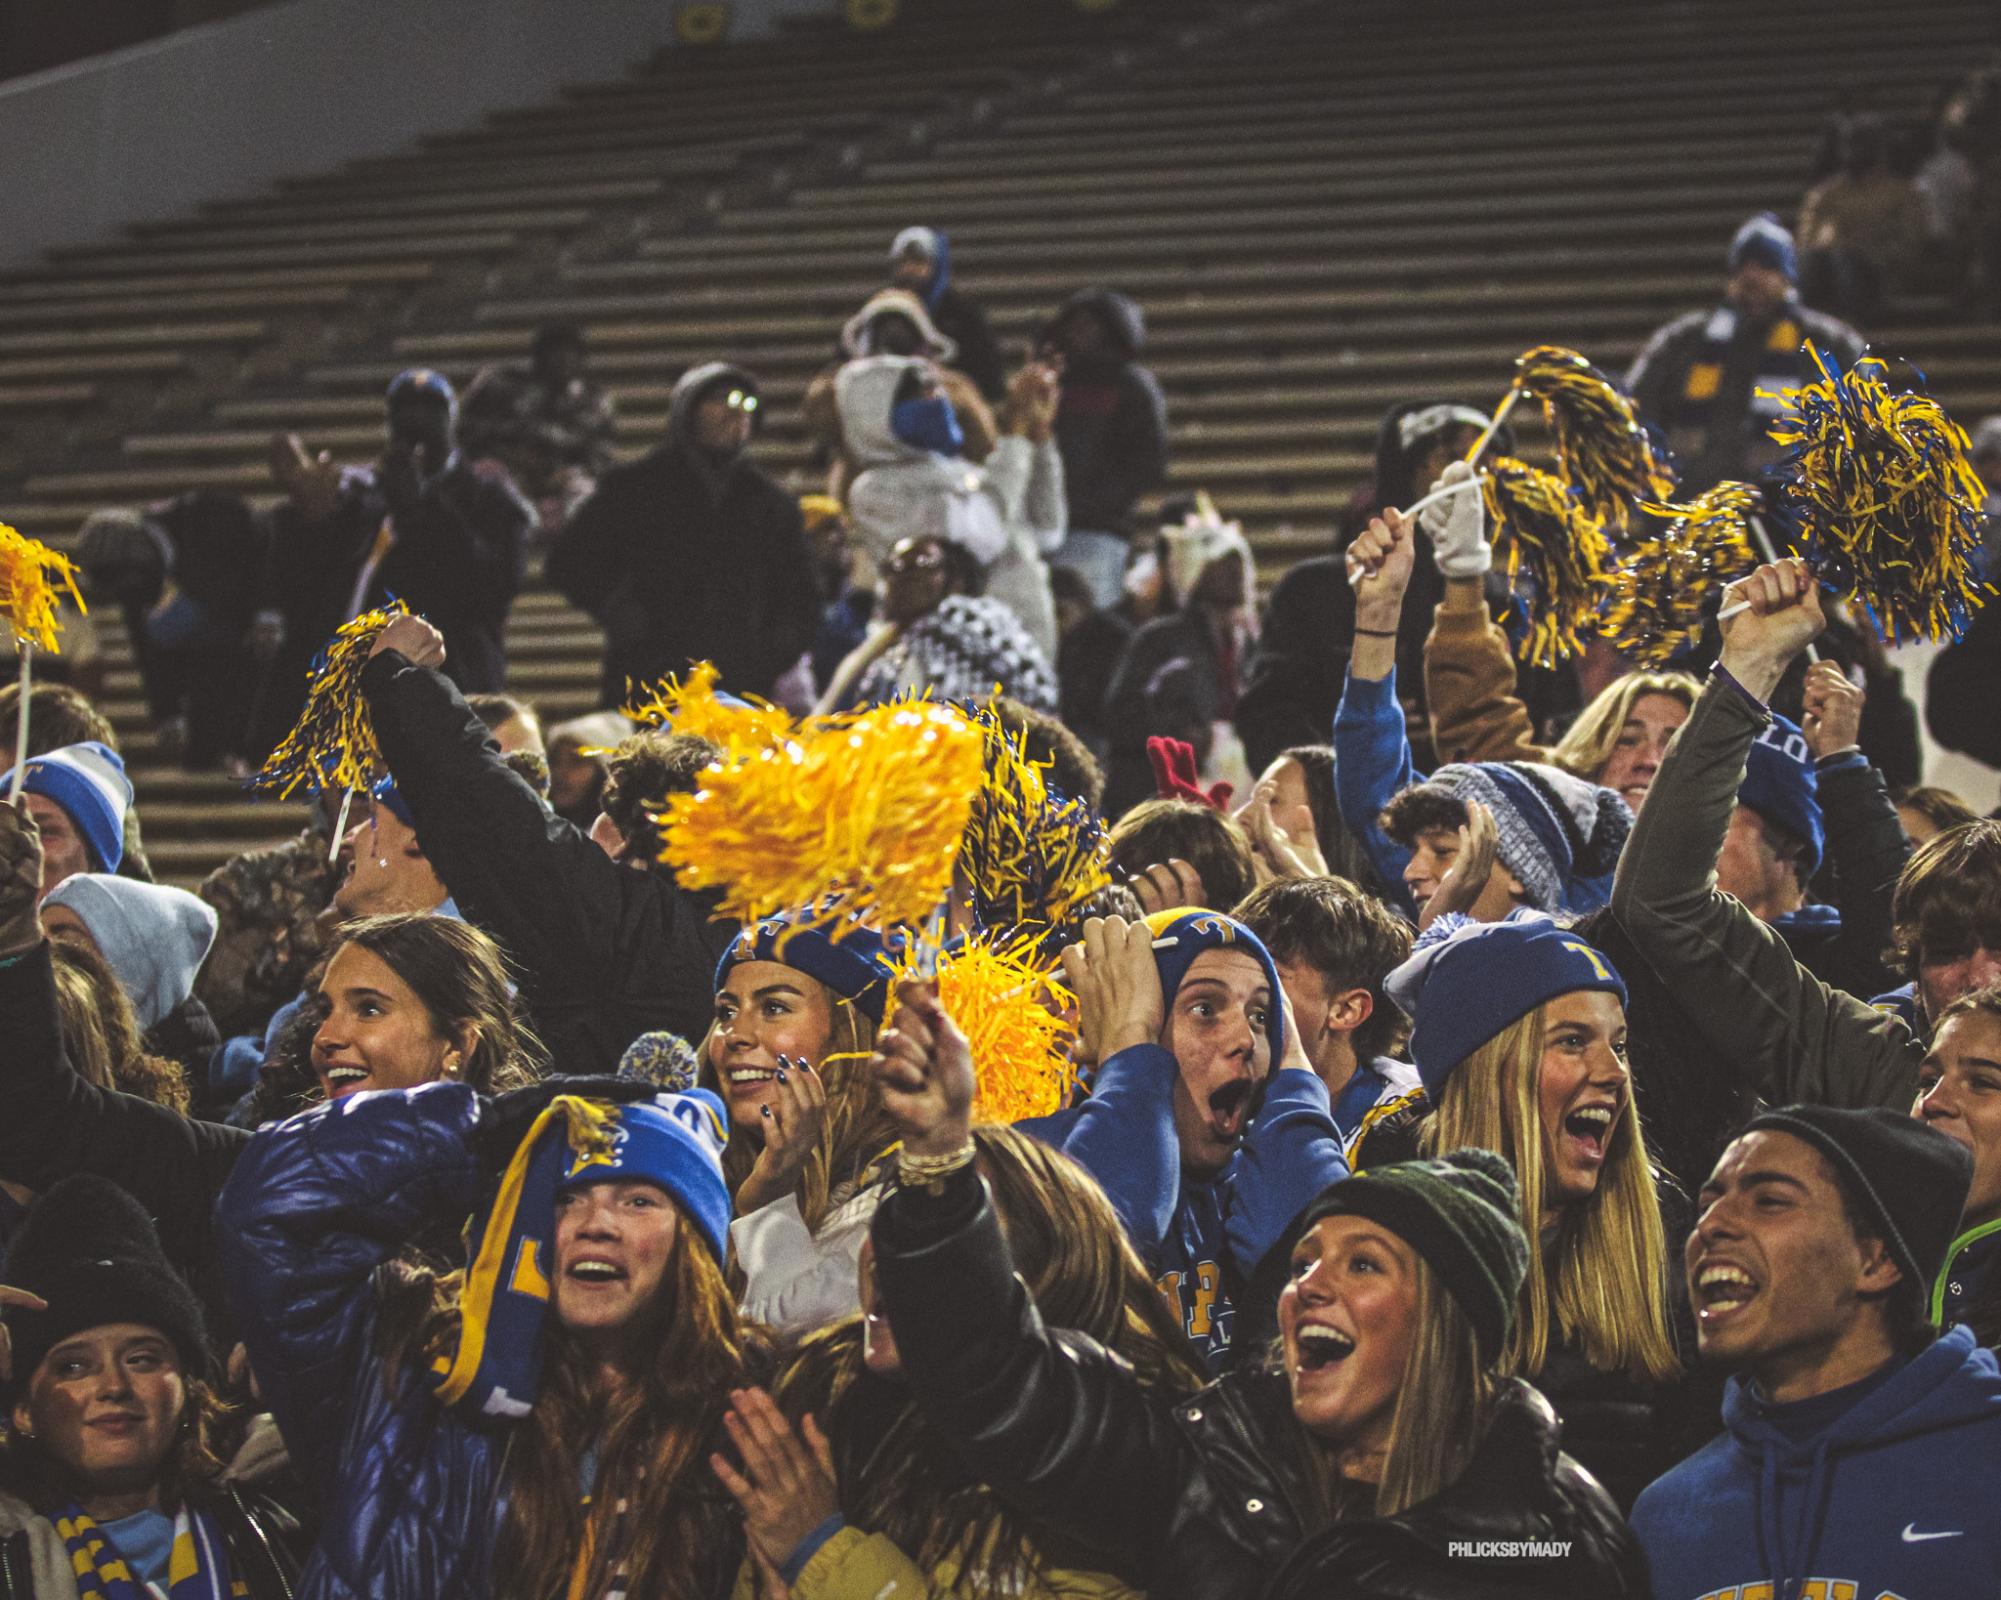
[1019,1045,1348,1368]
[1632,1326,2001,1600]
[216,1083,504,1600]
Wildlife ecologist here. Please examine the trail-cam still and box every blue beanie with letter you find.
[1737,712,1824,875]
[1386,915,1627,1097]
[716,913,897,1023]
[1142,907,1287,1064]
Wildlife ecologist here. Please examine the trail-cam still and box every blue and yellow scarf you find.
[53,1505,246,1600]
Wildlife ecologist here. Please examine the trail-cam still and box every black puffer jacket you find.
[871,1166,1644,1600]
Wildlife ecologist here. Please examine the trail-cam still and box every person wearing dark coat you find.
[359,615,736,1073]
[865,983,1643,1600]
[1234,401,1577,777]
[548,360,818,702]
[891,226,1006,402]
[1040,288,1171,609]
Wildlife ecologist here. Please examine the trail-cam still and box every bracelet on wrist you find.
[1353,626,1399,638]
[897,1140,977,1195]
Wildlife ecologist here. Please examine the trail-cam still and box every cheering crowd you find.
[0,182,1998,1600]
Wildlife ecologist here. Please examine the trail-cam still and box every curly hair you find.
[602,730,721,864]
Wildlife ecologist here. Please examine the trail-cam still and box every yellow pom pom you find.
[1765,344,1994,643]
[660,697,983,934]
[623,662,794,758]
[0,524,85,654]
[252,602,410,799]
[958,704,1109,936]
[887,933,1077,1123]
[1605,482,1759,666]
[1482,457,1613,667]
[1514,345,1678,533]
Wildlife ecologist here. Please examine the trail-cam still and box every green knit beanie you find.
[1293,1149,1528,1362]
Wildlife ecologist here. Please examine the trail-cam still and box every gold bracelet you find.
[897,1140,977,1194]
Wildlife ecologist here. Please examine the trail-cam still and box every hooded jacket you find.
[890,227,1005,400]
[1631,1327,2001,1600]
[838,354,1066,660]
[869,1167,1644,1600]
[1043,289,1169,538]
[548,361,817,699]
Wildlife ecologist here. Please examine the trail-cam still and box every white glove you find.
[1420,460,1490,579]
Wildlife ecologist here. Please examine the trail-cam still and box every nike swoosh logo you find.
[1902,1524,1965,1542]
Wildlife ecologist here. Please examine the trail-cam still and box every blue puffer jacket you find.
[215,1082,506,1600]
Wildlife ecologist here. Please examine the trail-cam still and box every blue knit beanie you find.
[1386,915,1627,1097]
[1727,212,1798,284]
[716,913,897,1023]
[553,1091,733,1262]
[1738,712,1824,874]
[2,741,130,872]
[387,366,458,417]
[1142,907,1286,1064]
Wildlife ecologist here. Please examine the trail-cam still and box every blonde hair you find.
[1420,1007,1679,1384]
[709,992,893,1233]
[1549,671,1699,785]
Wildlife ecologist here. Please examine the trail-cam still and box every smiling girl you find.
[0,1175,300,1598]
[216,1078,764,1600]
[858,981,1643,1597]
[1389,916,1684,1507]
[704,916,901,1336]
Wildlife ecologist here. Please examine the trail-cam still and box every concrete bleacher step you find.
[8,0,1994,883]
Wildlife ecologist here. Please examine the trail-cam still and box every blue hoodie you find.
[1017,1044,1348,1369]
[1631,1325,2001,1600]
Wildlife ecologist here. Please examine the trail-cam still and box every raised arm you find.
[1609,561,1920,1109]
[1332,511,1424,916]
[213,1082,484,1504]
[0,804,247,1282]
[867,980,1188,1578]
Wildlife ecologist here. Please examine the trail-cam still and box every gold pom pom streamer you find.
[0,524,85,655]
[886,932,1077,1123]
[623,661,793,759]
[1509,345,1678,533]
[1604,482,1759,665]
[252,602,411,827]
[659,696,984,936]
[958,703,1110,937]
[1,523,88,801]
[1482,457,1612,668]
[1757,344,1993,643]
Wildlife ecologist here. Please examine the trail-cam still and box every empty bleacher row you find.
[2,0,1996,884]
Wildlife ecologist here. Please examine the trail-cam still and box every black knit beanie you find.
[1294,1149,1528,1362]
[2,1175,209,1399]
[1743,1106,1973,1292]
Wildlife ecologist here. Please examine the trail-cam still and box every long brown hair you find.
[711,990,897,1233]
[244,914,545,1121]
[498,1228,766,1600]
[775,1127,1203,1596]
[1420,1008,1679,1383]
[49,939,192,1112]
[381,1217,767,1600]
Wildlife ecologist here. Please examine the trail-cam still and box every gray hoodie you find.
[835,355,1065,660]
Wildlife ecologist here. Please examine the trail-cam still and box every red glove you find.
[1146,736,1234,812]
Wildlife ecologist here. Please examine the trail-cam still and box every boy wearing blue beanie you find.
[0,740,131,897]
[1022,908,1349,1368]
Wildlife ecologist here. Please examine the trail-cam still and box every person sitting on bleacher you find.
[460,321,617,532]
[888,225,1006,402]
